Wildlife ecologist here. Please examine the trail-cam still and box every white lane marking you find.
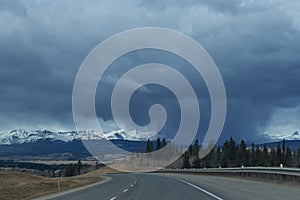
[133,177,137,184]
[177,179,223,200]
[123,188,128,193]
[110,197,117,200]
[130,184,134,187]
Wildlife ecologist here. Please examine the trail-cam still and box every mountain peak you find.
[292,131,299,136]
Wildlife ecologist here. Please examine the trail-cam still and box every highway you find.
[49,173,300,200]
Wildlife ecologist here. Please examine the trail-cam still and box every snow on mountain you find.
[0,129,148,145]
[263,131,300,141]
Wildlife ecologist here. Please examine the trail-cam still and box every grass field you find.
[0,171,107,200]
[86,166,121,175]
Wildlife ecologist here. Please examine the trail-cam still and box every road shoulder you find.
[33,176,111,200]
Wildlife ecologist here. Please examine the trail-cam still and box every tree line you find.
[0,160,98,177]
[145,137,167,152]
[182,137,300,169]
[144,137,300,169]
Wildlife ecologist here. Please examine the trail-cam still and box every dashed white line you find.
[177,179,223,200]
[108,176,137,200]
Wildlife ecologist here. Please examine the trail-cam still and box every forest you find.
[145,137,300,169]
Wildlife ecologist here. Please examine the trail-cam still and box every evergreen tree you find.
[262,144,269,166]
[221,140,229,167]
[64,164,77,177]
[240,140,249,166]
[285,147,292,167]
[156,137,162,150]
[193,139,199,156]
[245,149,250,167]
[276,143,282,166]
[297,148,300,167]
[76,160,81,175]
[182,152,191,169]
[216,146,222,167]
[146,139,154,153]
[253,145,261,166]
[282,139,286,155]
[250,143,255,166]
[228,137,237,167]
[162,138,167,147]
[208,147,217,168]
[188,145,193,156]
[293,150,297,167]
[193,157,201,168]
[269,148,276,167]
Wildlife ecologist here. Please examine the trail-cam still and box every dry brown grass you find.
[86,166,121,175]
[0,171,106,200]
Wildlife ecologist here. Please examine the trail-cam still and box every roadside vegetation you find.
[0,171,107,200]
[0,160,105,177]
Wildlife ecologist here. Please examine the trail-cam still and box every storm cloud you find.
[1,0,300,143]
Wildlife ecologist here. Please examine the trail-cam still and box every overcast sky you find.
[1,0,300,143]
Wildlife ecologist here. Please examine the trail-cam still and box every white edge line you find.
[177,179,223,200]
[110,197,117,200]
[123,188,128,193]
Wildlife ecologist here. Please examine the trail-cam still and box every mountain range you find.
[0,129,152,160]
[0,129,147,145]
[1,129,300,146]
[1,129,300,161]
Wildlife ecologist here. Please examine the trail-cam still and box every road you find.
[49,173,300,200]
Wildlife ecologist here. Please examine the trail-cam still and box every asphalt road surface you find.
[49,173,300,200]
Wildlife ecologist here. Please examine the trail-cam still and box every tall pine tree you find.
[146,139,154,153]
[182,152,191,169]
[156,137,162,150]
[162,138,167,147]
[193,139,199,156]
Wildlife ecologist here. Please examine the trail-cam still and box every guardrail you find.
[155,167,300,183]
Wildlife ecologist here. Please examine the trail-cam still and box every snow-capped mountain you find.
[0,129,147,145]
[263,131,300,141]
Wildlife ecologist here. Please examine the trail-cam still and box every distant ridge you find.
[0,129,153,145]
[259,139,300,151]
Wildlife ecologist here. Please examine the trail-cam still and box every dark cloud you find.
[0,0,300,143]
[0,0,27,15]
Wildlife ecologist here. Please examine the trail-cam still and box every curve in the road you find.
[48,173,300,200]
